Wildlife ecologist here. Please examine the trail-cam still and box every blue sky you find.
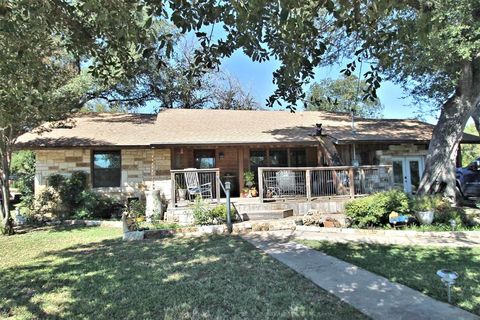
[222,50,438,124]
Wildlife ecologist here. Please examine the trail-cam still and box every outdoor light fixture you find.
[449,219,457,231]
[436,269,458,303]
[219,152,224,159]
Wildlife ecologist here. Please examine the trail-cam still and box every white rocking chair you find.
[184,171,213,201]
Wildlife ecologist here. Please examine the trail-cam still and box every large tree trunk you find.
[0,130,14,235]
[418,61,480,199]
[316,136,344,166]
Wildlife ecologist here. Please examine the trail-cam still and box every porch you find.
[169,165,393,209]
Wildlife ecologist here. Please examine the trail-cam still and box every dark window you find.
[290,149,307,167]
[269,149,288,167]
[194,150,216,169]
[250,150,266,167]
[92,151,121,188]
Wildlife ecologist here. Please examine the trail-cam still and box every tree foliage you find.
[461,124,480,167]
[306,75,383,118]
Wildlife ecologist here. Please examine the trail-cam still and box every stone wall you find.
[35,148,172,200]
[377,144,428,165]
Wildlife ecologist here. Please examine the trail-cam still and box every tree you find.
[210,72,260,110]
[0,0,166,234]
[306,75,383,118]
[158,1,479,199]
[347,1,480,198]
[461,124,480,167]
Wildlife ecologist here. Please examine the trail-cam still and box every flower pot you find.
[177,189,187,201]
[416,211,434,225]
[249,188,258,197]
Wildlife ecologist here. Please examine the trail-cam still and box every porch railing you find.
[170,168,221,207]
[258,165,393,202]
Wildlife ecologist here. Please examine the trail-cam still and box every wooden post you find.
[258,167,264,203]
[170,171,176,208]
[306,169,311,201]
[215,169,221,203]
[238,148,244,194]
[349,167,355,199]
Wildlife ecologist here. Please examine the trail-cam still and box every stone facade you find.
[376,144,428,165]
[35,148,172,200]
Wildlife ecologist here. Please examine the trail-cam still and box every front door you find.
[392,157,424,194]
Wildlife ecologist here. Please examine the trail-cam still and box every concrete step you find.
[241,209,294,221]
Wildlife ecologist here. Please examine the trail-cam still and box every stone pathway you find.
[242,232,479,320]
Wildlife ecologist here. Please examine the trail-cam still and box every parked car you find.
[456,158,480,198]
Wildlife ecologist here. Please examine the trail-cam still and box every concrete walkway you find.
[242,232,479,320]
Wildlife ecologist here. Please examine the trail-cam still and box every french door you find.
[392,157,424,194]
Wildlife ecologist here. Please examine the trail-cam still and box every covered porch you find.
[169,164,393,208]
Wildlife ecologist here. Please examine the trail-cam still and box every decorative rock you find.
[302,212,324,226]
[123,230,144,241]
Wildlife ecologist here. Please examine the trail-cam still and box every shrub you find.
[73,190,122,220]
[129,199,146,218]
[209,204,237,221]
[410,195,440,212]
[192,197,211,225]
[192,198,236,225]
[433,199,468,226]
[38,172,122,220]
[11,151,36,209]
[345,190,410,227]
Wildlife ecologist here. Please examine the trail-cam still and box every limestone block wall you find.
[376,144,428,165]
[35,149,91,194]
[35,148,172,201]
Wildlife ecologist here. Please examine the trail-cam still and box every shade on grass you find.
[299,240,480,316]
[0,227,366,319]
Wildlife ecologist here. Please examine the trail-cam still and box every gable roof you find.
[15,109,480,148]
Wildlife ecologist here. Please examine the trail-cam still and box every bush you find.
[38,172,123,220]
[192,198,211,225]
[129,199,146,218]
[434,199,468,226]
[73,190,121,220]
[345,190,410,227]
[11,151,36,209]
[192,198,236,225]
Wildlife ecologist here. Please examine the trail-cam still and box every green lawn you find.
[299,240,480,315]
[0,227,367,320]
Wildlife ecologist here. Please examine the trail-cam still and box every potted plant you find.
[412,195,435,225]
[177,188,187,201]
[243,170,256,197]
[241,187,250,198]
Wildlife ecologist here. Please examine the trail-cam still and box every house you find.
[16,109,480,215]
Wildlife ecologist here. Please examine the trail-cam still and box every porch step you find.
[240,209,294,221]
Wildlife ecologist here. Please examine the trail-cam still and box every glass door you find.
[392,157,424,193]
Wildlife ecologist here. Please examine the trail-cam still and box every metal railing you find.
[170,168,221,207]
[258,165,393,202]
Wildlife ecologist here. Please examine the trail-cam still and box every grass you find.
[0,227,367,319]
[299,240,480,315]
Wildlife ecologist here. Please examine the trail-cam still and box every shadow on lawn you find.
[0,234,366,320]
[302,240,480,315]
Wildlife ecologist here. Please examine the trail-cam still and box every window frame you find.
[91,150,122,188]
[194,149,216,169]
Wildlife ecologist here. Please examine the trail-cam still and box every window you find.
[269,149,288,167]
[250,150,266,168]
[194,150,216,169]
[92,151,121,188]
[290,149,306,167]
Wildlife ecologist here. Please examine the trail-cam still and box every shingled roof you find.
[15,109,480,148]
